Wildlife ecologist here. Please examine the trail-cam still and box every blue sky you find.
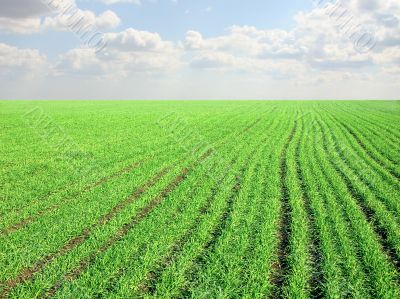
[2,0,313,58]
[89,0,312,39]
[0,0,399,99]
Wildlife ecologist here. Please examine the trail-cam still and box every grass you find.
[0,100,399,298]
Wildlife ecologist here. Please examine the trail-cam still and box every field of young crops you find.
[0,100,399,298]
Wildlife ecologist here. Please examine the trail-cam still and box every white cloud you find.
[182,0,399,81]
[0,0,120,34]
[0,17,42,34]
[0,0,398,99]
[373,46,400,64]
[105,28,173,51]
[55,28,183,78]
[43,9,120,32]
[0,43,48,78]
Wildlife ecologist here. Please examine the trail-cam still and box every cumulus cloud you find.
[43,9,120,31]
[0,0,50,33]
[0,17,42,34]
[55,28,183,78]
[183,0,399,81]
[0,0,120,34]
[105,28,174,51]
[1,0,398,98]
[0,43,48,78]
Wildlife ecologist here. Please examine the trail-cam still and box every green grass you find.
[0,100,399,298]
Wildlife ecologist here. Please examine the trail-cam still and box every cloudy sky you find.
[0,0,399,99]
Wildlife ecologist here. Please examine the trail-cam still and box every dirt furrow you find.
[39,149,213,298]
[319,121,400,275]
[179,145,262,297]
[0,160,145,237]
[337,118,400,181]
[91,115,277,297]
[0,161,172,298]
[272,120,297,296]
[294,124,322,297]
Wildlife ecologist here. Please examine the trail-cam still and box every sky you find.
[0,0,399,99]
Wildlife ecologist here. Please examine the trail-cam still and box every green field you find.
[0,101,399,298]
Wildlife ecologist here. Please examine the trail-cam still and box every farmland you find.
[0,100,399,298]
